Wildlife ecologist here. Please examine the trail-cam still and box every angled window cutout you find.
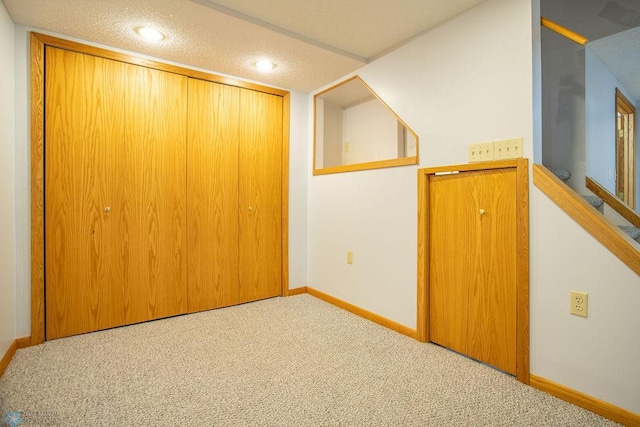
[314,76,419,175]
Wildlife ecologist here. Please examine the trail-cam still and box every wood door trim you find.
[31,34,45,345]
[281,93,291,296]
[31,33,290,343]
[15,336,32,349]
[417,158,530,384]
[615,88,636,209]
[515,159,530,384]
[313,156,418,176]
[31,33,288,97]
[534,164,640,276]
[312,75,420,176]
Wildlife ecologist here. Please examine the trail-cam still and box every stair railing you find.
[533,164,640,275]
[586,176,640,229]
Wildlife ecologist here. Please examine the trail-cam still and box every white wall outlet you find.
[347,250,353,265]
[570,290,588,317]
[468,142,494,162]
[344,140,351,154]
[494,138,523,160]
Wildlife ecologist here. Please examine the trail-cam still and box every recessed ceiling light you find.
[253,60,278,72]
[135,26,166,42]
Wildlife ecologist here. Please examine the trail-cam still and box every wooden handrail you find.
[533,164,640,276]
[586,176,640,228]
[541,17,589,46]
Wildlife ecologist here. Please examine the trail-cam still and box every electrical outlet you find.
[468,142,494,162]
[494,138,524,160]
[347,250,353,265]
[570,291,588,317]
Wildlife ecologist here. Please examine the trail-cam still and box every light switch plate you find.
[469,142,494,162]
[494,138,523,160]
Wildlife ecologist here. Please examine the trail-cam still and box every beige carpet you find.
[0,294,618,426]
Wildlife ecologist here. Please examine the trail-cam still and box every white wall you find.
[318,98,403,168]
[12,25,310,335]
[0,2,16,356]
[530,190,640,413]
[309,0,534,330]
[533,16,640,411]
[288,90,309,288]
[14,25,30,338]
[323,103,343,168]
[308,0,640,415]
[343,99,398,164]
[314,98,324,168]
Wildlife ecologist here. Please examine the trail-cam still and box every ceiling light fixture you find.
[135,26,166,42]
[253,60,278,72]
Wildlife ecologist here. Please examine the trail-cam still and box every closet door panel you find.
[187,79,240,312]
[429,168,517,375]
[429,172,475,354]
[238,90,283,302]
[467,169,517,375]
[123,66,188,323]
[45,47,127,339]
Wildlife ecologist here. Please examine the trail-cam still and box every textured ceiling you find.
[192,0,484,60]
[2,0,485,92]
[589,26,640,101]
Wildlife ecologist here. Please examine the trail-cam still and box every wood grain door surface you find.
[45,47,188,339]
[45,47,284,339]
[187,79,240,312]
[122,64,188,324]
[239,89,283,302]
[429,168,517,374]
[45,47,128,339]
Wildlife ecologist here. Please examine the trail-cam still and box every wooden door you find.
[187,79,240,312]
[45,47,127,339]
[429,168,517,374]
[615,88,636,208]
[429,173,474,355]
[238,89,283,302]
[123,66,188,324]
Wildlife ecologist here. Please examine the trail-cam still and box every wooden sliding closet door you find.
[123,66,188,324]
[45,47,127,339]
[187,79,240,312]
[238,89,283,302]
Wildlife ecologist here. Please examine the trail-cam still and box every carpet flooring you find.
[0,294,619,426]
